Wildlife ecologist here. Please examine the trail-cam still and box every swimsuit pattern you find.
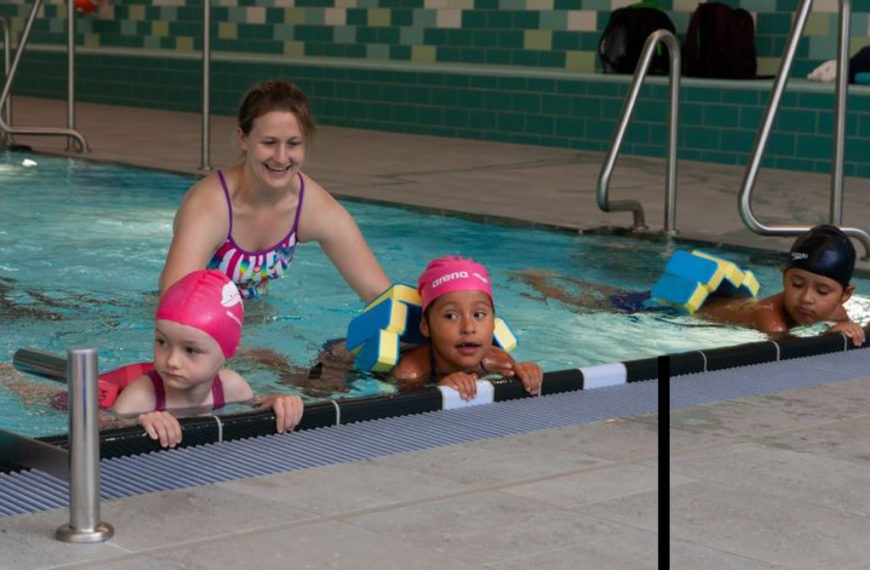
[207,170,305,299]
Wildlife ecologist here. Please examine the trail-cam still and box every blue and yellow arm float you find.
[347,283,518,372]
[650,250,760,313]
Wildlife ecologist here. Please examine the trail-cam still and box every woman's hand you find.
[138,411,183,448]
[438,371,478,401]
[256,394,305,433]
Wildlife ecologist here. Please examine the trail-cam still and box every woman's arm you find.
[159,176,230,294]
[297,178,390,303]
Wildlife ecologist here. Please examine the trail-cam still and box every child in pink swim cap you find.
[392,255,542,400]
[112,270,304,448]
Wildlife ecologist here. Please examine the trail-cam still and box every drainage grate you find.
[1,348,869,519]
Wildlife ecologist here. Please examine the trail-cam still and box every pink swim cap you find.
[156,270,244,359]
[417,255,494,312]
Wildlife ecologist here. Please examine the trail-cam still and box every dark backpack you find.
[598,3,676,75]
[684,2,757,79]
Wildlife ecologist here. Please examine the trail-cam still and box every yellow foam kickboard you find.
[355,329,400,372]
[692,250,745,289]
[741,270,760,296]
[363,283,421,312]
[493,317,517,352]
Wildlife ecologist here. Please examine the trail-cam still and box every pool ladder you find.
[596,29,681,236]
[0,0,89,152]
[598,2,870,256]
[738,0,870,257]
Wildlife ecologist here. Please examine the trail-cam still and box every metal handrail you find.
[0,0,89,151]
[0,17,12,140]
[200,0,212,171]
[596,29,681,235]
[738,0,870,256]
[4,347,113,543]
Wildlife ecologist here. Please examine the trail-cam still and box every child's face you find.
[421,290,495,375]
[153,319,226,391]
[781,268,853,325]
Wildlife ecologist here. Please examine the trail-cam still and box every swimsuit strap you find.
[146,370,167,412]
[290,173,305,236]
[216,169,234,240]
[211,373,225,409]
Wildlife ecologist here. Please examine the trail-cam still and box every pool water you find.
[2,152,869,436]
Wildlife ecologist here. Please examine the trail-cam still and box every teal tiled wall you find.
[2,0,870,175]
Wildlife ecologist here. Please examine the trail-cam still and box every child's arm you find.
[220,368,304,433]
[111,375,156,416]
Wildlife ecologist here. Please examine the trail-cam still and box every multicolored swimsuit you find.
[207,170,304,299]
[146,370,226,411]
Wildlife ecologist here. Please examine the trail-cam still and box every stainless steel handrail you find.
[0,0,89,151]
[200,0,212,171]
[738,0,870,256]
[596,29,681,234]
[0,17,12,141]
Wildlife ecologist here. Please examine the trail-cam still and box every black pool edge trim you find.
[1,328,867,474]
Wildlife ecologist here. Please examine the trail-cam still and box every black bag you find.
[684,2,757,79]
[598,3,676,75]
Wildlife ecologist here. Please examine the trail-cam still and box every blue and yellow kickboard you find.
[363,282,421,311]
[349,283,520,372]
[353,329,402,373]
[651,250,759,313]
[346,298,423,351]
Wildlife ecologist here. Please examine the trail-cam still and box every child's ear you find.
[420,316,431,339]
[841,284,855,303]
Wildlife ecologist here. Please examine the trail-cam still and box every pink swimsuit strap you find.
[146,370,226,412]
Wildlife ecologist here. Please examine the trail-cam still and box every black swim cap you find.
[786,225,856,288]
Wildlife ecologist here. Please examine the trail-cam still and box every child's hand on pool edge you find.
[254,394,304,433]
[138,411,183,448]
[826,321,866,347]
[514,361,543,395]
[438,371,478,401]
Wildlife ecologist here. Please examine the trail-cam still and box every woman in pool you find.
[391,255,543,400]
[159,79,390,302]
[113,270,304,448]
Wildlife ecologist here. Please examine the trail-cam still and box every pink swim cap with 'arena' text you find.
[155,270,244,359]
[417,255,493,312]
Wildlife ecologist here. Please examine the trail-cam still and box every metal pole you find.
[0,0,89,150]
[737,0,870,257]
[67,0,76,151]
[830,0,851,224]
[13,347,67,382]
[596,29,681,233]
[200,0,212,171]
[0,17,12,140]
[56,347,113,543]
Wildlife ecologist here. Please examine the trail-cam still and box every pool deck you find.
[3,97,870,569]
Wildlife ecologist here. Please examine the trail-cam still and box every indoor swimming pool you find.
[2,152,869,438]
